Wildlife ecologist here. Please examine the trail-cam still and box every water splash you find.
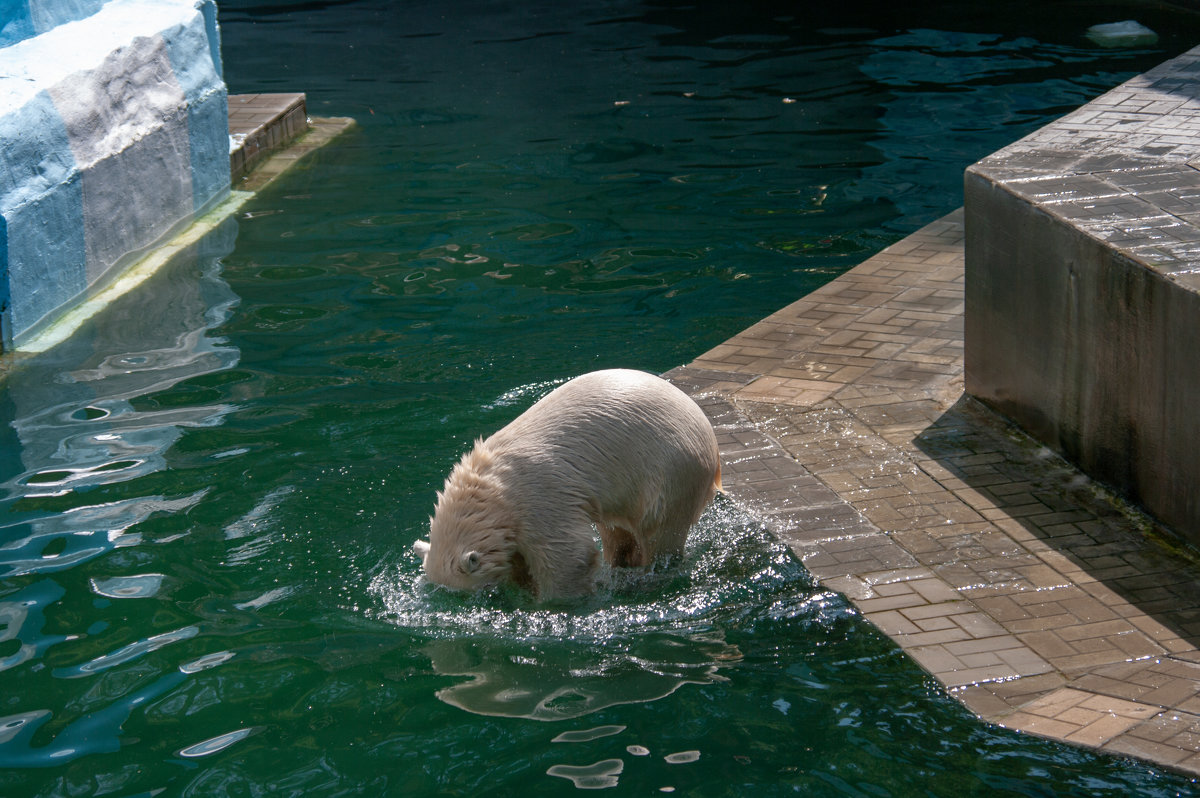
[368,497,843,721]
[371,498,811,636]
[481,378,567,411]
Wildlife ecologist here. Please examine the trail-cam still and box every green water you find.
[4,1,1200,794]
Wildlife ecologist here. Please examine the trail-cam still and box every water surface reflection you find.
[0,219,241,768]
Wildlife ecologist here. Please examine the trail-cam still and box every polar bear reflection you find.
[425,630,740,721]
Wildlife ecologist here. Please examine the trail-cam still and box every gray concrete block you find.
[964,45,1200,546]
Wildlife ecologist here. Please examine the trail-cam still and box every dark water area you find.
[3,1,1200,795]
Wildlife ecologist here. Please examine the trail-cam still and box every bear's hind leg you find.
[525,536,601,600]
[599,523,647,568]
[511,550,535,593]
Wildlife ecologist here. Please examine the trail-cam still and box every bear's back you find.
[486,370,718,498]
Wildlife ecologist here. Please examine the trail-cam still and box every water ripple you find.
[0,580,70,673]
[52,625,200,678]
[89,573,165,599]
[546,758,624,789]
[0,670,185,768]
[178,727,260,758]
[0,490,209,577]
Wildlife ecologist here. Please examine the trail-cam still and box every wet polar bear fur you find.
[414,369,722,600]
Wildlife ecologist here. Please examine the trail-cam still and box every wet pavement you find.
[669,209,1200,776]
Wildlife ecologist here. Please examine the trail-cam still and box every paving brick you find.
[1002,711,1080,739]
[900,600,976,622]
[1105,730,1194,766]
[1066,714,1147,746]
[1141,679,1200,709]
[983,672,1070,704]
[958,685,1021,717]
[914,615,959,632]
[870,610,923,636]
[944,634,1028,657]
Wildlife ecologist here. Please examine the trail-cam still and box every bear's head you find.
[415,530,513,592]
[419,444,518,592]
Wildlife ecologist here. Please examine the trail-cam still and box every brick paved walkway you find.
[668,208,1200,776]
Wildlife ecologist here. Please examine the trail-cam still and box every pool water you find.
[4,0,1200,794]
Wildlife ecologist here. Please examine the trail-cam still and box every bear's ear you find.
[460,550,482,574]
[413,539,431,565]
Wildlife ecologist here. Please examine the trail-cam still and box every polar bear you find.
[413,369,721,600]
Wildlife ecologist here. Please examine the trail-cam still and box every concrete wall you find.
[0,0,229,348]
[965,45,1200,545]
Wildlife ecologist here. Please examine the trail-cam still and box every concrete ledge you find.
[229,92,310,183]
[965,44,1200,546]
[236,115,356,193]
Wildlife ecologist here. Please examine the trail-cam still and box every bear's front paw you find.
[413,539,431,563]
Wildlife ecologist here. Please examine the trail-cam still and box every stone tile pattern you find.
[228,93,310,182]
[668,209,1200,776]
[970,47,1200,285]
